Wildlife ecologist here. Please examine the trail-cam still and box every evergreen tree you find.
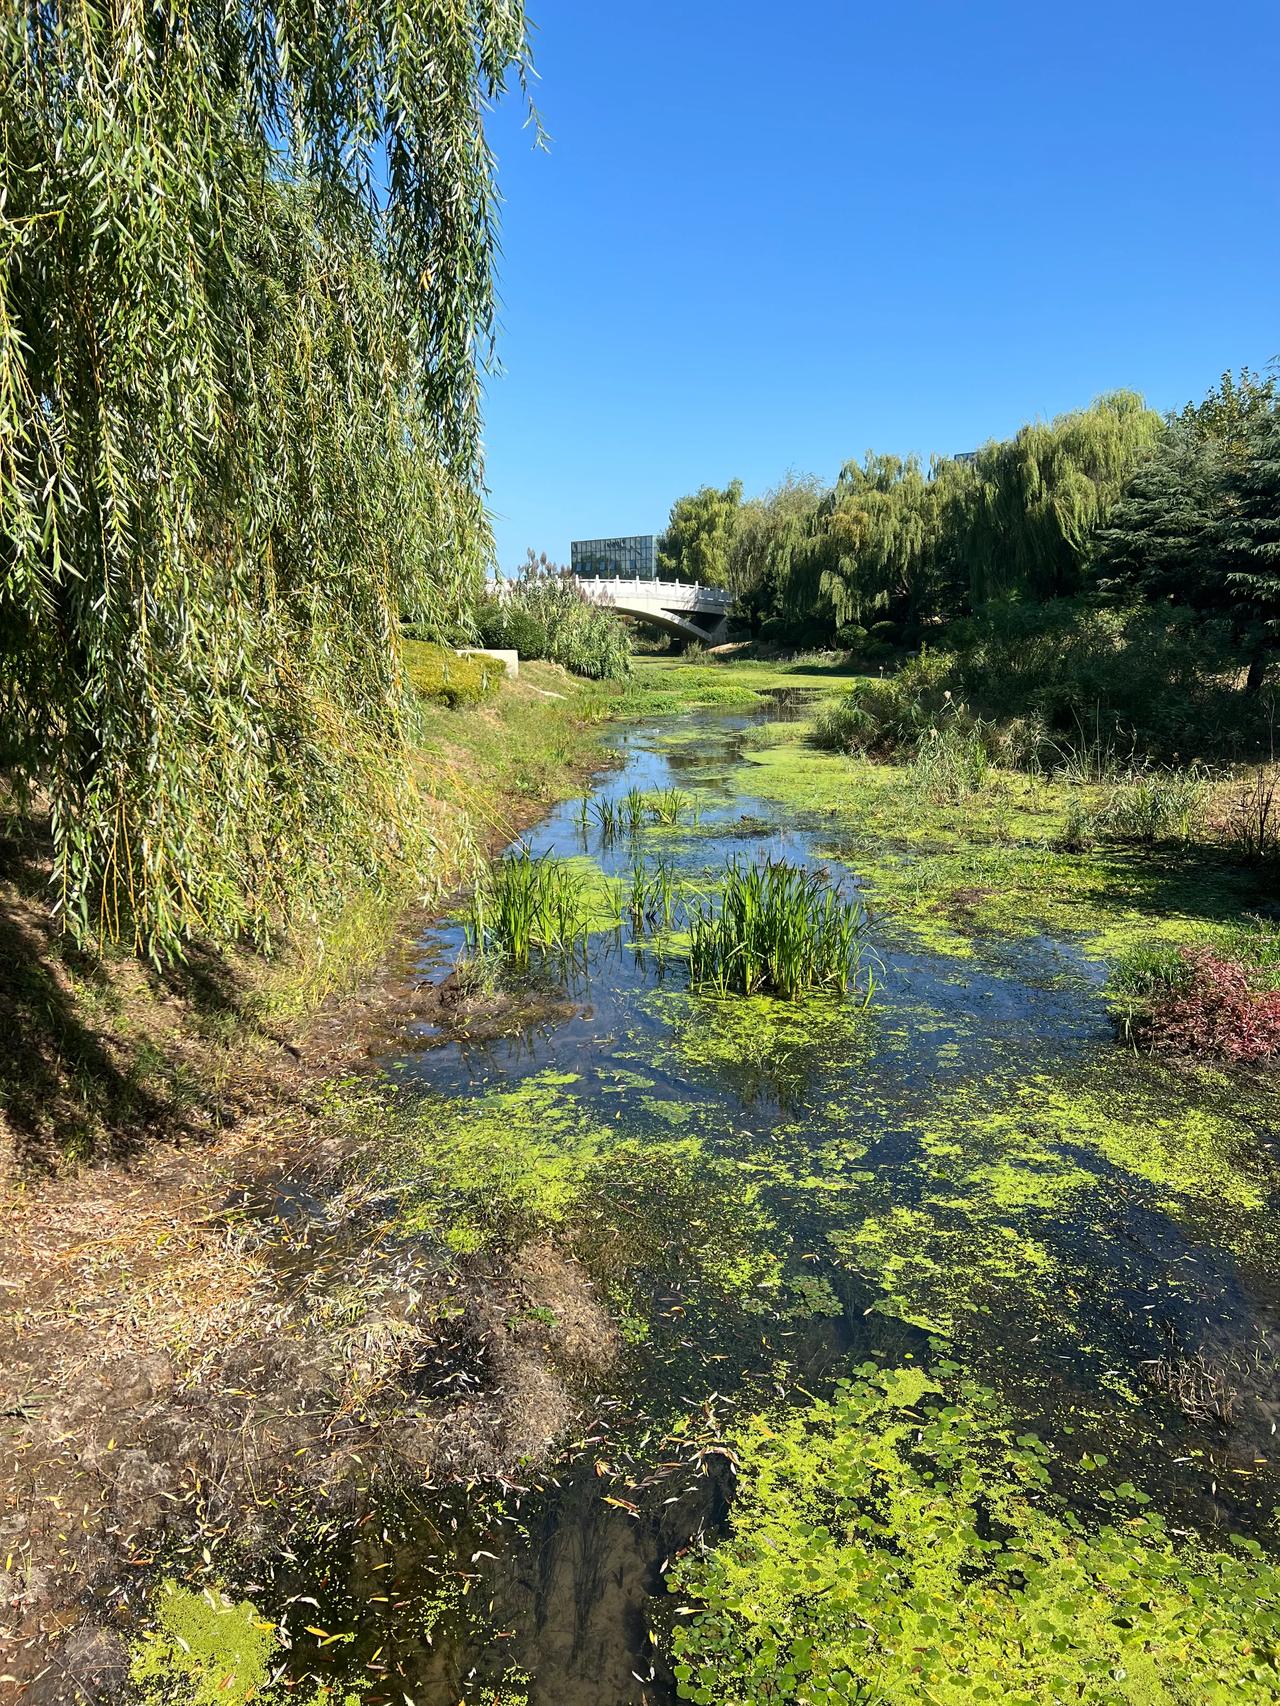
[1218,411,1280,688]
[1100,369,1280,688]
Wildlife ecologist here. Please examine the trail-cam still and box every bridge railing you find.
[572,576,734,606]
[483,575,733,609]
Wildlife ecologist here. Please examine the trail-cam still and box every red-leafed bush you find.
[1136,949,1280,1062]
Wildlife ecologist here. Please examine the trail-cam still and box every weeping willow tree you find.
[726,476,824,630]
[804,453,951,630]
[0,0,532,960]
[958,391,1163,604]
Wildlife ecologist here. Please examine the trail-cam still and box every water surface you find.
[314,701,1280,1703]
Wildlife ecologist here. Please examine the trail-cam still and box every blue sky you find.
[480,0,1279,572]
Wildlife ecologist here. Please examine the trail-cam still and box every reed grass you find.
[468,846,596,968]
[908,722,993,801]
[687,857,871,1000]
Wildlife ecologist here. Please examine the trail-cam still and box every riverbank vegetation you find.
[1110,931,1280,1061]
[473,554,634,680]
[0,665,618,1694]
[658,367,1279,765]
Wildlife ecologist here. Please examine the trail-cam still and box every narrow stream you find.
[297,699,1280,1704]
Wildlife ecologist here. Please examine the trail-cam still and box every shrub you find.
[402,640,502,708]
[473,570,631,680]
[819,601,1278,779]
[476,602,550,661]
[951,600,1274,764]
[833,623,868,650]
[1110,932,1280,1060]
[810,649,956,756]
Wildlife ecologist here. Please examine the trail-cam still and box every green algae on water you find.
[670,1363,1280,1705]
[726,740,1272,965]
[572,1135,785,1315]
[129,1582,364,1706]
[827,1052,1279,1343]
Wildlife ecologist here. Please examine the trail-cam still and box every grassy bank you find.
[0,657,609,1170]
[611,652,864,717]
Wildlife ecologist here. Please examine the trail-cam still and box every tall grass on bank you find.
[467,847,596,969]
[1095,768,1209,844]
[687,858,871,1000]
[909,722,993,802]
[1223,769,1280,861]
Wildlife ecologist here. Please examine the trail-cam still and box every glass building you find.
[570,534,658,580]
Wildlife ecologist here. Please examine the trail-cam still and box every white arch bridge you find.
[488,576,733,643]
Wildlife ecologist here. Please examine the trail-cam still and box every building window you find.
[570,535,657,580]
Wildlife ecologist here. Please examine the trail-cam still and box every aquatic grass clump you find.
[627,856,679,929]
[583,786,700,847]
[621,787,650,832]
[687,857,870,1000]
[590,796,631,842]
[647,786,699,827]
[468,846,598,968]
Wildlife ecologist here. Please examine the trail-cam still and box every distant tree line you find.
[657,370,1280,682]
